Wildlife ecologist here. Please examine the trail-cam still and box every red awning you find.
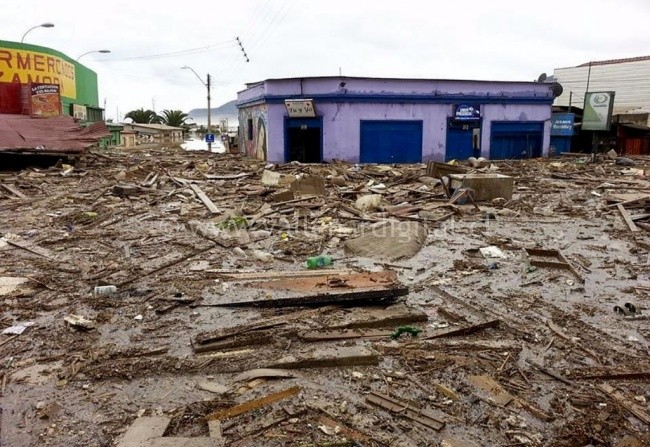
[0,114,110,155]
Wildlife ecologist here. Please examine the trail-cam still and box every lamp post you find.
[76,49,111,61]
[21,22,54,43]
[181,65,212,152]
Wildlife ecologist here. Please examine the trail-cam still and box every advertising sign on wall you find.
[550,113,575,136]
[582,92,615,131]
[285,99,316,118]
[454,104,481,121]
[72,104,87,120]
[30,83,61,117]
[0,47,76,99]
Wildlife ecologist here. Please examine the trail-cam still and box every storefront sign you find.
[550,113,575,136]
[454,104,481,121]
[72,104,87,120]
[285,99,316,118]
[582,92,615,131]
[30,83,61,117]
[0,47,76,99]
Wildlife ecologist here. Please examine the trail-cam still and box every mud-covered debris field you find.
[1,148,649,447]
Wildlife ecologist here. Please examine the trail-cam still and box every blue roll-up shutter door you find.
[360,120,423,163]
[490,122,543,159]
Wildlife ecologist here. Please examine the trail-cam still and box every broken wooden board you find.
[526,359,575,386]
[317,415,371,444]
[6,239,55,260]
[568,370,650,381]
[193,307,327,345]
[192,333,273,354]
[366,391,445,431]
[466,375,513,407]
[189,183,221,214]
[266,346,379,369]
[525,248,583,282]
[0,183,27,199]
[423,319,500,340]
[205,386,300,421]
[253,270,402,293]
[298,328,392,341]
[617,203,641,232]
[117,415,222,447]
[597,384,650,425]
[215,269,356,281]
[232,368,299,383]
[328,304,429,330]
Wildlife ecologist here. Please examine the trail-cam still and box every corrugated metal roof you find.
[0,114,110,154]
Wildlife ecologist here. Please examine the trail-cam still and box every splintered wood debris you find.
[1,146,649,446]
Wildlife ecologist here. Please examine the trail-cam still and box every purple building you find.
[237,76,555,163]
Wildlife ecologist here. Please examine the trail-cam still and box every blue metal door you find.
[360,120,423,163]
[446,119,480,161]
[490,122,543,159]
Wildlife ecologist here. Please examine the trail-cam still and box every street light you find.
[181,65,212,152]
[76,49,111,61]
[21,22,54,43]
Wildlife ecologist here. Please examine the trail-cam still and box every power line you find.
[105,39,237,62]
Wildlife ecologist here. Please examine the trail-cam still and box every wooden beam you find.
[205,386,300,421]
[423,319,500,340]
[597,384,650,425]
[189,183,221,214]
[617,203,641,232]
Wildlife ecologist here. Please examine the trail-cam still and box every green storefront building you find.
[0,39,104,122]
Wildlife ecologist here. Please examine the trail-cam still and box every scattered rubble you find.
[0,146,649,446]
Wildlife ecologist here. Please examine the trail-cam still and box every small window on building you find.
[247,119,253,140]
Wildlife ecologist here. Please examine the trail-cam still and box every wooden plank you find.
[526,359,575,386]
[217,269,355,281]
[205,386,300,421]
[298,329,392,341]
[570,371,650,381]
[597,384,650,425]
[617,203,641,232]
[189,183,221,214]
[118,416,170,447]
[424,319,500,340]
[466,375,513,407]
[267,346,379,369]
[232,369,299,383]
[0,183,27,199]
[317,415,372,443]
[6,239,54,260]
[366,391,445,431]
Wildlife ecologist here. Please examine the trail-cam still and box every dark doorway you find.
[285,117,322,163]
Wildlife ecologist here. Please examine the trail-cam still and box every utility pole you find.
[207,73,212,152]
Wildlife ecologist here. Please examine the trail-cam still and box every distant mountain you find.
[188,99,238,126]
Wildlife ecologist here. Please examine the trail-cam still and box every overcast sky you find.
[5,0,650,121]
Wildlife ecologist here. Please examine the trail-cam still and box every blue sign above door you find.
[550,113,575,136]
[454,104,481,121]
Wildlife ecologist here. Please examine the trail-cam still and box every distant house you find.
[121,123,184,146]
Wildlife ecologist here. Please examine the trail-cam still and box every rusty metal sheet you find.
[0,114,110,154]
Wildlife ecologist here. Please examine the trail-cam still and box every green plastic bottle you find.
[305,255,334,269]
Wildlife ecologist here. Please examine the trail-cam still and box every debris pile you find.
[1,147,649,446]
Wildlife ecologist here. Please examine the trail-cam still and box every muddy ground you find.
[0,147,649,447]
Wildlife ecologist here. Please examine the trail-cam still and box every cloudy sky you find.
[4,0,650,121]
